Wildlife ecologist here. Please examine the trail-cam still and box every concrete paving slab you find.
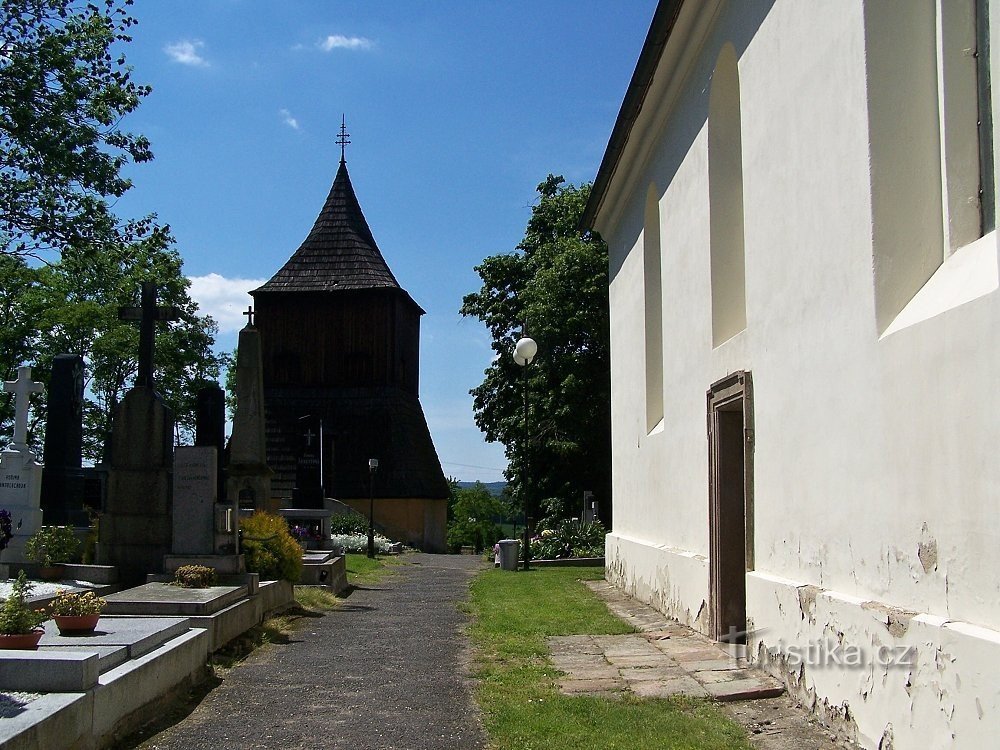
[575,578,858,748]
[548,635,602,655]
[629,676,709,698]
[556,663,621,680]
[103,583,246,616]
[685,658,740,672]
[618,665,688,682]
[603,653,676,668]
[549,656,611,674]
[690,668,748,684]
[39,616,190,659]
[703,677,786,702]
[558,678,625,695]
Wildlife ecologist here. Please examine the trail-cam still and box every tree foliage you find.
[460,175,611,526]
[0,229,227,461]
[446,480,506,553]
[0,0,153,259]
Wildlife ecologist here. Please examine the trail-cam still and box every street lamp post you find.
[367,458,379,559]
[513,334,537,571]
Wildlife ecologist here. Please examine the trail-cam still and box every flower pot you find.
[0,629,44,650]
[38,564,65,581]
[53,614,100,635]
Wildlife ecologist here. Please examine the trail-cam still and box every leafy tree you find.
[0,0,153,259]
[446,481,504,554]
[0,228,227,461]
[461,175,612,528]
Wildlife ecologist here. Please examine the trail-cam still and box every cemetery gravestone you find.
[196,384,227,506]
[293,414,324,508]
[40,354,88,526]
[166,445,243,574]
[98,282,179,585]
[171,447,216,555]
[0,367,45,562]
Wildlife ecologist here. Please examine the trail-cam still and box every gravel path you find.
[136,553,488,750]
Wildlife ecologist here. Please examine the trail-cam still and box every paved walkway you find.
[135,554,488,750]
[555,580,785,701]
[580,580,858,750]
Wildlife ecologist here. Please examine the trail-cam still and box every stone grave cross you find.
[3,367,43,452]
[119,281,181,388]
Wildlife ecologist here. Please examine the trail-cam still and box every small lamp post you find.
[367,458,379,559]
[513,334,537,571]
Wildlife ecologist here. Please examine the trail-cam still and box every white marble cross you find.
[3,366,43,451]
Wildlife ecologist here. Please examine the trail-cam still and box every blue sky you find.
[113,1,656,482]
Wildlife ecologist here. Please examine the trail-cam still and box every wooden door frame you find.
[707,370,754,641]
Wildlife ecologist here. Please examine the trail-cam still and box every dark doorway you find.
[708,371,754,643]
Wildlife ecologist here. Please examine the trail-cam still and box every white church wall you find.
[599,0,1000,746]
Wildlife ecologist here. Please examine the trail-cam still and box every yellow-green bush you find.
[239,512,303,582]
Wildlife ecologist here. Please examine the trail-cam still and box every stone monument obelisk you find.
[98,282,180,585]
[0,367,45,563]
[227,307,274,512]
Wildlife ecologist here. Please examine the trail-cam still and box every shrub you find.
[329,512,368,536]
[172,565,218,588]
[239,512,304,582]
[0,572,47,634]
[531,520,607,560]
[25,525,80,566]
[48,590,106,616]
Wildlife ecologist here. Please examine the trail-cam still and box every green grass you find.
[468,567,753,750]
[344,552,399,585]
[294,586,340,612]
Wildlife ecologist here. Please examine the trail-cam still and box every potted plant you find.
[47,590,106,635]
[0,571,47,649]
[25,526,80,580]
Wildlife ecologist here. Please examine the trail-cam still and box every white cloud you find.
[317,35,374,52]
[164,39,208,67]
[188,273,266,333]
[279,108,299,130]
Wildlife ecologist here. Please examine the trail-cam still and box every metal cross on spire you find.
[118,281,181,389]
[337,115,351,164]
[243,305,255,327]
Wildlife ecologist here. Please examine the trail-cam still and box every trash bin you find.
[497,539,520,571]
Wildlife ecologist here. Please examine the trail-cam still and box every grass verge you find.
[468,567,753,750]
[344,552,399,585]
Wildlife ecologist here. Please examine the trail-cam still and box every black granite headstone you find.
[293,414,324,508]
[196,384,226,504]
[40,354,88,525]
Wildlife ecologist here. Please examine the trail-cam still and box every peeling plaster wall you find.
[597,0,1000,747]
[747,572,1000,749]
[606,533,710,634]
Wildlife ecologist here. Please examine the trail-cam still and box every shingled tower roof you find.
[253,160,404,294]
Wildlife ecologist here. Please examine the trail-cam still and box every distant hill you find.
[456,480,507,497]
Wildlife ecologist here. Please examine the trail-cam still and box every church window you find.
[865,0,995,332]
[708,42,747,347]
[644,183,664,431]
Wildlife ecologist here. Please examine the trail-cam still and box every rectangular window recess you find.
[880,230,999,339]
